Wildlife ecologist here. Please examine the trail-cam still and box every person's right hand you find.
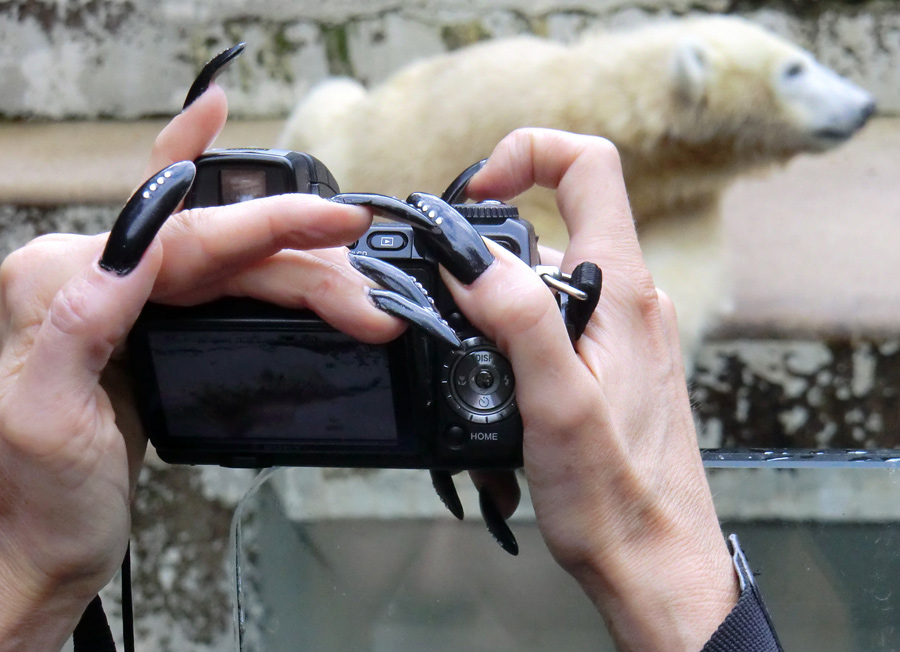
[0,83,403,652]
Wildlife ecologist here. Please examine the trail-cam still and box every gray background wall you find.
[2,0,899,120]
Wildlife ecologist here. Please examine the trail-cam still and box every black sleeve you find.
[73,594,117,652]
[701,534,784,652]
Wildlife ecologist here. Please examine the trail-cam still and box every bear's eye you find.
[784,62,805,78]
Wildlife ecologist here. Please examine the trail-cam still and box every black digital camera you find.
[128,149,538,470]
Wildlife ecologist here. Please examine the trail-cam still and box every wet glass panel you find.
[231,467,900,651]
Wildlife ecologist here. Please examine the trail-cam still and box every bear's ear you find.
[671,38,710,105]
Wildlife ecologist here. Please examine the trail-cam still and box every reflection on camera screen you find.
[220,169,268,204]
[148,330,398,442]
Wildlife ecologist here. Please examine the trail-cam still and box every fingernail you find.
[99,161,196,276]
[348,252,434,311]
[441,159,487,204]
[430,470,464,520]
[406,193,494,284]
[479,487,519,556]
[334,192,494,284]
[332,193,435,230]
[183,43,245,110]
[369,289,461,349]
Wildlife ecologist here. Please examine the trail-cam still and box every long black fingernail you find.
[183,43,245,110]
[333,192,494,284]
[479,487,518,556]
[369,289,461,349]
[431,470,464,520]
[349,252,434,310]
[441,159,487,204]
[407,193,494,284]
[332,193,436,230]
[99,161,196,276]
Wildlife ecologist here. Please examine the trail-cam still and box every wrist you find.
[569,518,739,652]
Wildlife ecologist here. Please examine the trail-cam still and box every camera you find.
[128,149,538,470]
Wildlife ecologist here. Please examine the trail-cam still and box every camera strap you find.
[537,262,603,342]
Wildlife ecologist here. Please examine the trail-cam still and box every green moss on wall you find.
[441,21,491,51]
[727,0,882,17]
[321,23,354,77]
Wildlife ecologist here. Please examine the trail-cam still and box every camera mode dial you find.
[442,337,516,423]
[454,201,519,224]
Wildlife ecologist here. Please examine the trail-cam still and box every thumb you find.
[9,160,192,440]
[14,244,163,435]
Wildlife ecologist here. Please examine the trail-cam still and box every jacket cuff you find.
[701,534,784,652]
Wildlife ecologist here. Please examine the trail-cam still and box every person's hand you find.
[447,129,739,651]
[0,79,402,650]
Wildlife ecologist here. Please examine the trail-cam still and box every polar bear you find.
[279,16,875,360]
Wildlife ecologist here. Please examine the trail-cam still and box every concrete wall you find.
[2,0,899,120]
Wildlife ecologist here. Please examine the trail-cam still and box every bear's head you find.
[666,17,875,160]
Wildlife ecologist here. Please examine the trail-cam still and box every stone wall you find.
[1,0,899,119]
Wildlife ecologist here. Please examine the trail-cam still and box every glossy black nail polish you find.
[407,193,494,284]
[99,161,195,276]
[348,251,435,310]
[332,193,436,230]
[182,43,245,110]
[369,289,462,350]
[430,470,464,520]
[479,487,519,556]
[441,159,487,204]
[333,192,494,284]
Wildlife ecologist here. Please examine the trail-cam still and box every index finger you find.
[465,129,641,273]
[143,84,228,179]
[149,193,372,299]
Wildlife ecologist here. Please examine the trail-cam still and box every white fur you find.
[280,16,874,360]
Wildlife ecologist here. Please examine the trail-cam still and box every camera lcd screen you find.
[146,330,399,443]
[220,169,268,204]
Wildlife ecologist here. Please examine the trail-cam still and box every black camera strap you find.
[73,544,135,652]
[537,262,603,342]
[560,262,602,342]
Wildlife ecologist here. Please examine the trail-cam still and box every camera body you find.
[128,149,537,470]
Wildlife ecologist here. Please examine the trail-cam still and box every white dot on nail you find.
[164,171,172,178]
[157,177,165,184]
[428,210,436,218]
[149,183,157,191]
[143,191,151,198]
[435,217,443,225]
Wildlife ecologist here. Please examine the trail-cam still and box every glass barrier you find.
[230,466,900,652]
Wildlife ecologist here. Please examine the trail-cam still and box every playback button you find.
[367,232,408,251]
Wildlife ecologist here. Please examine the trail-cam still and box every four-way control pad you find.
[442,337,517,424]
